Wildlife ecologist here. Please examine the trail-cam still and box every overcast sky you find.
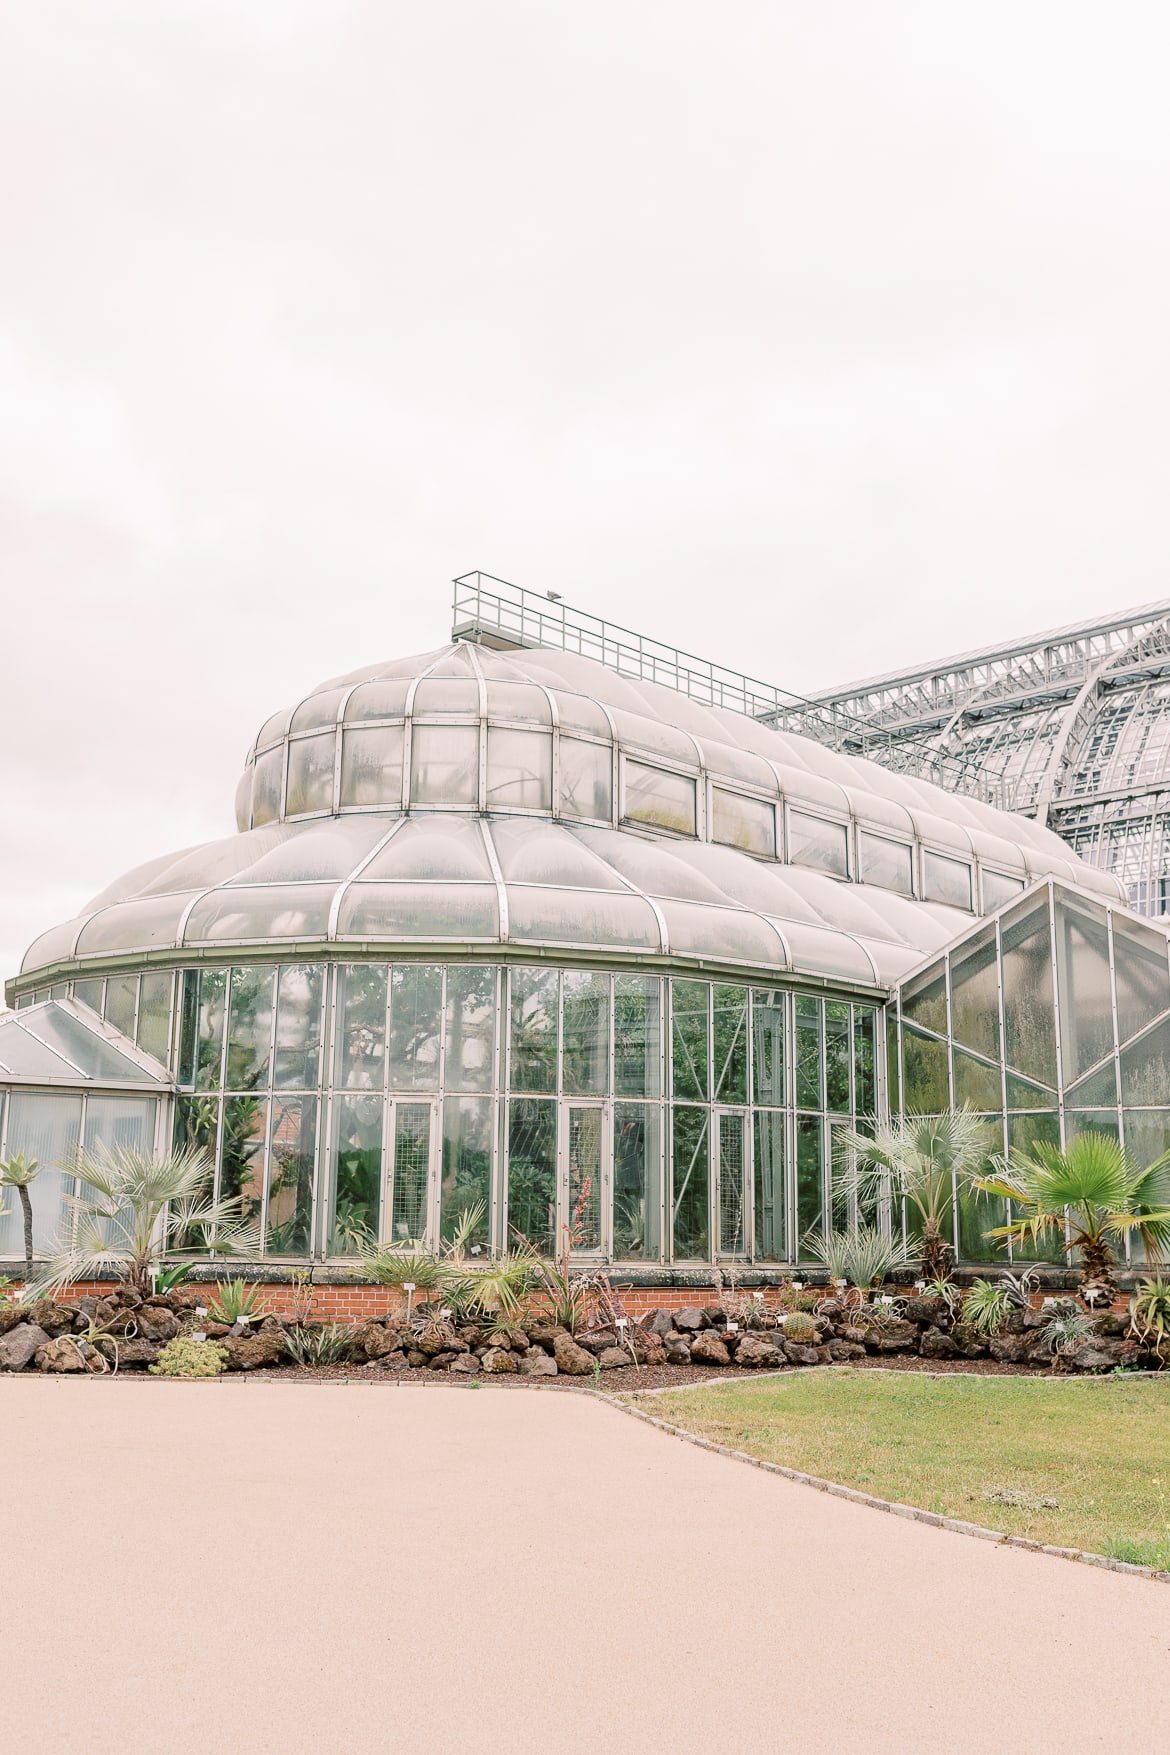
[3,0,1170,988]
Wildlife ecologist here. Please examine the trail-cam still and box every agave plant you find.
[283,1321,354,1366]
[804,1224,914,1290]
[205,1277,270,1326]
[959,1278,1013,1336]
[1129,1277,1170,1357]
[835,1109,990,1281]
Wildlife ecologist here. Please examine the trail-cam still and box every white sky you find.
[3,0,1170,987]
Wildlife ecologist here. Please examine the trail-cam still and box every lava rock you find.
[525,1322,562,1349]
[0,1322,51,1370]
[449,1353,479,1375]
[552,1333,596,1375]
[356,1321,400,1362]
[35,1335,86,1373]
[734,1333,785,1368]
[921,1327,959,1359]
[480,1346,519,1374]
[0,1304,29,1336]
[902,1296,952,1328]
[417,1320,457,1357]
[221,1331,287,1371]
[406,1350,428,1369]
[648,1309,676,1339]
[518,1350,558,1377]
[673,1307,708,1333]
[782,1340,820,1367]
[664,1340,691,1366]
[1065,1334,1129,1373]
[989,1333,1033,1364]
[110,1338,161,1368]
[598,1346,631,1369]
[689,1332,731,1367]
[827,1339,867,1361]
[380,1350,409,1371]
[950,1322,990,1358]
[135,1304,181,1344]
[30,1299,77,1338]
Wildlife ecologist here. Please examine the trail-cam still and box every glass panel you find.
[613,1102,661,1259]
[950,928,1001,1062]
[330,1093,382,1253]
[922,851,972,910]
[713,985,748,1103]
[220,1094,267,1233]
[174,1090,218,1161]
[753,1110,787,1262]
[796,1115,823,1246]
[1001,900,1058,1086]
[614,975,661,1098]
[671,1106,709,1258]
[136,972,172,1064]
[788,811,848,877]
[266,1096,317,1255]
[712,789,775,857]
[718,1112,747,1253]
[1065,1060,1119,1107]
[251,747,283,826]
[440,1095,493,1249]
[957,1116,1006,1261]
[671,979,709,1101]
[0,1092,81,1254]
[335,964,388,1090]
[443,966,497,1093]
[412,677,479,714]
[285,733,336,815]
[194,968,227,1091]
[391,1103,432,1246]
[389,965,442,1090]
[567,1107,602,1251]
[290,689,344,733]
[825,1000,851,1112]
[1055,897,1115,1085]
[345,678,411,721]
[1113,915,1170,1046]
[1121,1016,1170,1107]
[1123,1109,1170,1172]
[410,724,479,806]
[338,882,499,942]
[859,832,913,896]
[901,1022,949,1111]
[73,977,104,1015]
[507,1098,557,1255]
[559,738,612,822]
[562,971,610,1096]
[84,1095,155,1160]
[177,972,198,1086]
[901,969,947,1037]
[488,682,552,723]
[1006,1112,1064,1262]
[854,1008,876,1115]
[1006,1072,1053,1108]
[105,974,137,1039]
[273,964,323,1089]
[623,761,697,836]
[225,966,276,1090]
[752,990,786,1106]
[340,725,404,808]
[982,869,1025,911]
[485,728,552,811]
[509,967,559,1093]
[1067,1109,1119,1144]
[795,994,822,1109]
[953,1048,1002,1109]
[886,1011,901,1113]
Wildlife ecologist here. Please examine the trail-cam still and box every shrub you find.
[150,1335,229,1378]
[284,1322,354,1366]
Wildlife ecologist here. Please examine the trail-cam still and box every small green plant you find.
[961,1279,1014,1336]
[1039,1310,1095,1359]
[920,1277,961,1312]
[781,1311,818,1343]
[1102,1534,1170,1569]
[151,1261,194,1294]
[206,1278,270,1326]
[150,1334,229,1377]
[361,1247,450,1294]
[283,1322,354,1366]
[1130,1277,1170,1355]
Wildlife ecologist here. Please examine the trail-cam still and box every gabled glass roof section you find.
[0,999,173,1090]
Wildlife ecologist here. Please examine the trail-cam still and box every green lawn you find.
[628,1372,1170,1561]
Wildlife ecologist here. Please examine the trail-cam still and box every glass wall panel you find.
[1066,1110,1119,1144]
[444,966,497,1093]
[1006,1111,1064,1262]
[410,725,480,807]
[1113,915,1170,1045]
[613,1102,661,1259]
[225,966,276,1090]
[712,789,775,857]
[957,1117,1006,1261]
[266,1096,317,1255]
[901,970,947,1037]
[340,724,404,808]
[1123,1109,1170,1171]
[559,738,612,822]
[1055,899,1114,1085]
[509,968,559,1093]
[220,1094,267,1232]
[1001,902,1058,1087]
[671,980,709,1100]
[251,747,283,825]
[273,964,323,1089]
[413,678,478,714]
[886,1010,900,1113]
[796,1115,823,1244]
[713,985,748,1103]
[623,762,697,836]
[1006,1072,1053,1108]
[389,965,442,1090]
[73,977,104,1015]
[485,728,552,811]
[671,1106,709,1258]
[440,1095,492,1248]
[982,870,1025,910]
[194,968,227,1091]
[753,1110,787,1261]
[567,1106,602,1250]
[614,975,661,1098]
[507,1098,556,1254]
[562,972,610,1096]
[859,833,914,896]
[795,995,822,1109]
[285,733,336,816]
[105,974,137,1040]
[136,971,173,1064]
[331,1093,382,1252]
[752,990,786,1106]
[391,1103,432,1246]
[1065,1060,1119,1108]
[1,1092,81,1253]
[950,929,1000,1062]
[825,1000,851,1111]
[901,1022,949,1111]
[84,1093,155,1156]
[718,1111,747,1253]
[1120,1017,1170,1107]
[335,964,388,1091]
[788,811,848,878]
[854,1008,876,1114]
[953,1049,1003,1110]
[923,851,972,910]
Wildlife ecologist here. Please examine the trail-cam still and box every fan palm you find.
[974,1131,1170,1301]
[0,1152,40,1282]
[835,1108,990,1281]
[40,1143,260,1296]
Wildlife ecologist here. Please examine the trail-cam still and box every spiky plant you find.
[39,1143,259,1296]
[283,1321,354,1366]
[1130,1276,1170,1357]
[360,1246,451,1293]
[0,1152,40,1282]
[975,1132,1170,1302]
[806,1223,914,1290]
[835,1109,990,1281]
[959,1279,1013,1335]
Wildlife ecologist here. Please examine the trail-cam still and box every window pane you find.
[624,761,696,835]
[334,964,387,1090]
[754,1110,787,1262]
[252,747,283,826]
[859,832,914,896]
[982,869,1024,911]
[1065,1060,1119,1107]
[1055,897,1114,1084]
[391,1103,432,1246]
[331,1093,382,1253]
[788,811,848,878]
[507,1098,557,1255]
[1002,901,1057,1086]
[444,965,497,1093]
[285,733,336,815]
[485,728,552,810]
[273,963,324,1089]
[950,928,1001,1062]
[441,1095,493,1248]
[194,968,227,1091]
[614,974,661,1097]
[923,851,972,910]
[1007,1072,1053,1108]
[509,967,559,1092]
[672,1106,709,1258]
[220,1094,267,1234]
[136,972,173,1064]
[887,1010,901,1112]
[413,677,479,714]
[1006,1111,1064,1261]
[751,990,786,1106]
[389,964,442,1090]
[853,1008,876,1114]
[1113,914,1170,1046]
[795,994,822,1109]
[340,725,404,808]
[410,724,479,806]
[902,968,947,1036]
[712,788,775,857]
[614,1102,661,1260]
[796,1115,823,1245]
[568,1106,602,1251]
[718,1111,747,1254]
[559,738,612,821]
[671,979,709,1100]
[105,974,137,1039]
[74,977,104,1015]
[825,999,851,1111]
[225,966,276,1089]
[953,1049,1002,1109]
[0,1092,81,1254]
[901,1022,949,1111]
[1121,1016,1170,1107]
[562,971,610,1096]
[266,1095,317,1256]
[713,985,748,1102]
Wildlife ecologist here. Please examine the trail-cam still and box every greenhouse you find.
[6,623,1169,1277]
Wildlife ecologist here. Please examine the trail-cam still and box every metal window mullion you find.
[995,915,1012,1263]
[1045,884,1073,1263]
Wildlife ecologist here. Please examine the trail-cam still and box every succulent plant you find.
[781,1311,817,1343]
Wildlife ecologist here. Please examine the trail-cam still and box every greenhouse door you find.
[560,1103,607,1255]
[384,1099,438,1247]
[714,1109,749,1257]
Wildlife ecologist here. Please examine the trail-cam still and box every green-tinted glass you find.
[671,980,709,1101]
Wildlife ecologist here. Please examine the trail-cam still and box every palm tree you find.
[974,1131,1170,1302]
[835,1108,990,1281]
[0,1152,40,1283]
[40,1143,260,1296]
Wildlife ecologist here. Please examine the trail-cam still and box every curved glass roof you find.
[18,641,1124,995]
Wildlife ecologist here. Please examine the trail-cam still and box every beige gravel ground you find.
[4,1377,1168,1754]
